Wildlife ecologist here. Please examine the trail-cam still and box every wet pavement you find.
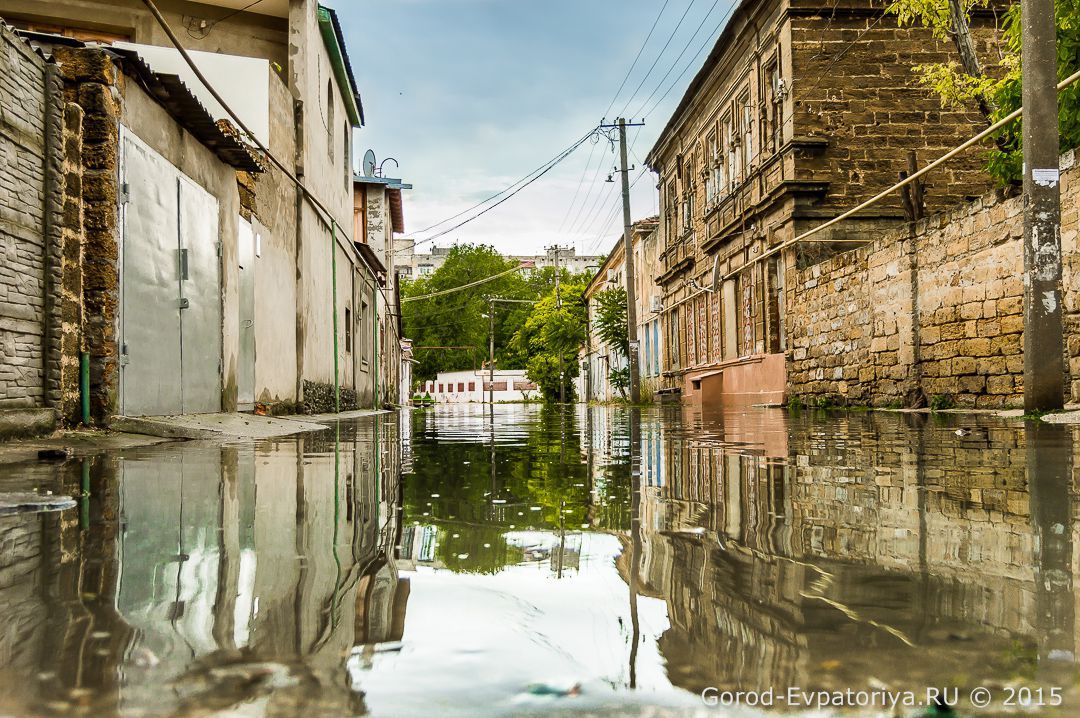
[0,404,1078,716]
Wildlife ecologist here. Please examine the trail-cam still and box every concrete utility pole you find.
[489,296,496,409]
[1021,0,1065,412]
[548,245,569,402]
[600,118,646,403]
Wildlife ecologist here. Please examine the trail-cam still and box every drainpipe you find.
[331,221,340,414]
[373,287,380,409]
[80,351,90,425]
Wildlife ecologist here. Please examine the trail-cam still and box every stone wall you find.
[787,151,1080,409]
[0,23,64,414]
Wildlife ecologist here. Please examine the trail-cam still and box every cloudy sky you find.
[334,0,737,257]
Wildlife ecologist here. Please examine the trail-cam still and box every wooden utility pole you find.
[1021,0,1065,412]
[601,118,646,403]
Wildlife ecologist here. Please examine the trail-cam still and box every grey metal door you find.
[120,132,183,417]
[237,218,256,408]
[121,131,221,416]
[178,176,221,414]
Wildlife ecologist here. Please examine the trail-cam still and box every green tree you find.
[401,244,530,381]
[593,287,631,398]
[510,283,587,402]
[888,0,1080,184]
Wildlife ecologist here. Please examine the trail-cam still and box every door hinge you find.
[119,182,130,204]
[120,344,130,366]
[217,241,223,258]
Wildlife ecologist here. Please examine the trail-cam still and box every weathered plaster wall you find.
[787,151,1080,409]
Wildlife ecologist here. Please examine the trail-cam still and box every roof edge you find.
[317,5,364,127]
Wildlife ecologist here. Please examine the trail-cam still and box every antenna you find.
[362,149,377,177]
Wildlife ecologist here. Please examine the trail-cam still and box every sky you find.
[333,0,738,258]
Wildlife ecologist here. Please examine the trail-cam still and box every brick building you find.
[645,0,996,406]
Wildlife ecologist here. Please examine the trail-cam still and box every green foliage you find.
[609,366,631,397]
[593,287,630,359]
[402,247,593,382]
[929,393,956,411]
[888,0,1080,185]
[510,283,588,402]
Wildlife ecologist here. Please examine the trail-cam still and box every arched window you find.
[327,79,334,159]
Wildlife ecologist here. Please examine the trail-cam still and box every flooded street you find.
[1,405,1079,717]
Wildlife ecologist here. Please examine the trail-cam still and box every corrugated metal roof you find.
[110,46,264,172]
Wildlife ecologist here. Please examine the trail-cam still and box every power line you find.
[399,127,599,254]
[638,2,738,119]
[602,0,675,120]
[408,125,599,240]
[630,0,732,119]
[616,0,703,119]
[401,265,528,303]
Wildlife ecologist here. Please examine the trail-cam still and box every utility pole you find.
[488,295,496,409]
[486,296,537,408]
[601,117,646,403]
[1021,0,1064,412]
[552,245,564,403]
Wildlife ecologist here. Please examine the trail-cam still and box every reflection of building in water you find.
[625,412,1076,695]
[0,415,407,716]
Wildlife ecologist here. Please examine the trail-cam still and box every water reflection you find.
[0,406,1077,716]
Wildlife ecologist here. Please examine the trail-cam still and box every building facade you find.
[580,218,662,402]
[645,0,994,407]
[420,369,538,403]
[395,243,602,280]
[2,0,410,421]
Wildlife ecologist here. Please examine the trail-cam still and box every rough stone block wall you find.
[790,2,996,220]
[53,47,124,423]
[0,25,64,412]
[788,151,1080,409]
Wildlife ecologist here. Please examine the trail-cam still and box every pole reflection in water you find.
[0,405,1078,717]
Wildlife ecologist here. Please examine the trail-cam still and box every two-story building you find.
[3,0,408,416]
[645,0,995,406]
[580,217,661,402]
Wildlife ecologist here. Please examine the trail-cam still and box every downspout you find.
[332,221,341,413]
[374,285,380,409]
[80,352,90,425]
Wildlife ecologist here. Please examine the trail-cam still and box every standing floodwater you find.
[0,405,1077,716]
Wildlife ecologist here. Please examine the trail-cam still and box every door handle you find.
[179,248,189,280]
[242,319,254,329]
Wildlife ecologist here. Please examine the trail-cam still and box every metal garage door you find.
[120,130,222,416]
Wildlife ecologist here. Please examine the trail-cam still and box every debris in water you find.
[37,448,69,461]
[525,682,582,698]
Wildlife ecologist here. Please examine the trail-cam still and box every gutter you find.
[317,5,364,127]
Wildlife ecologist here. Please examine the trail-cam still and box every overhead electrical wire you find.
[407,125,600,241]
[402,127,600,253]
[401,265,528,303]
[615,0,702,119]
[602,0,674,120]
[630,0,733,119]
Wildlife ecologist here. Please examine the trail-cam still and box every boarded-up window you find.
[457,382,465,392]
[438,384,444,393]
[468,382,476,391]
[513,381,537,391]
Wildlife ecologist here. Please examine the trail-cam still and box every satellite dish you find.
[362,149,377,177]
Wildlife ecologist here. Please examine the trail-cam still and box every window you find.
[766,60,783,153]
[344,122,350,188]
[359,298,368,362]
[705,131,718,206]
[723,114,736,189]
[439,383,444,393]
[468,382,476,392]
[457,382,465,392]
[740,93,753,176]
[327,79,335,159]
[344,306,352,353]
